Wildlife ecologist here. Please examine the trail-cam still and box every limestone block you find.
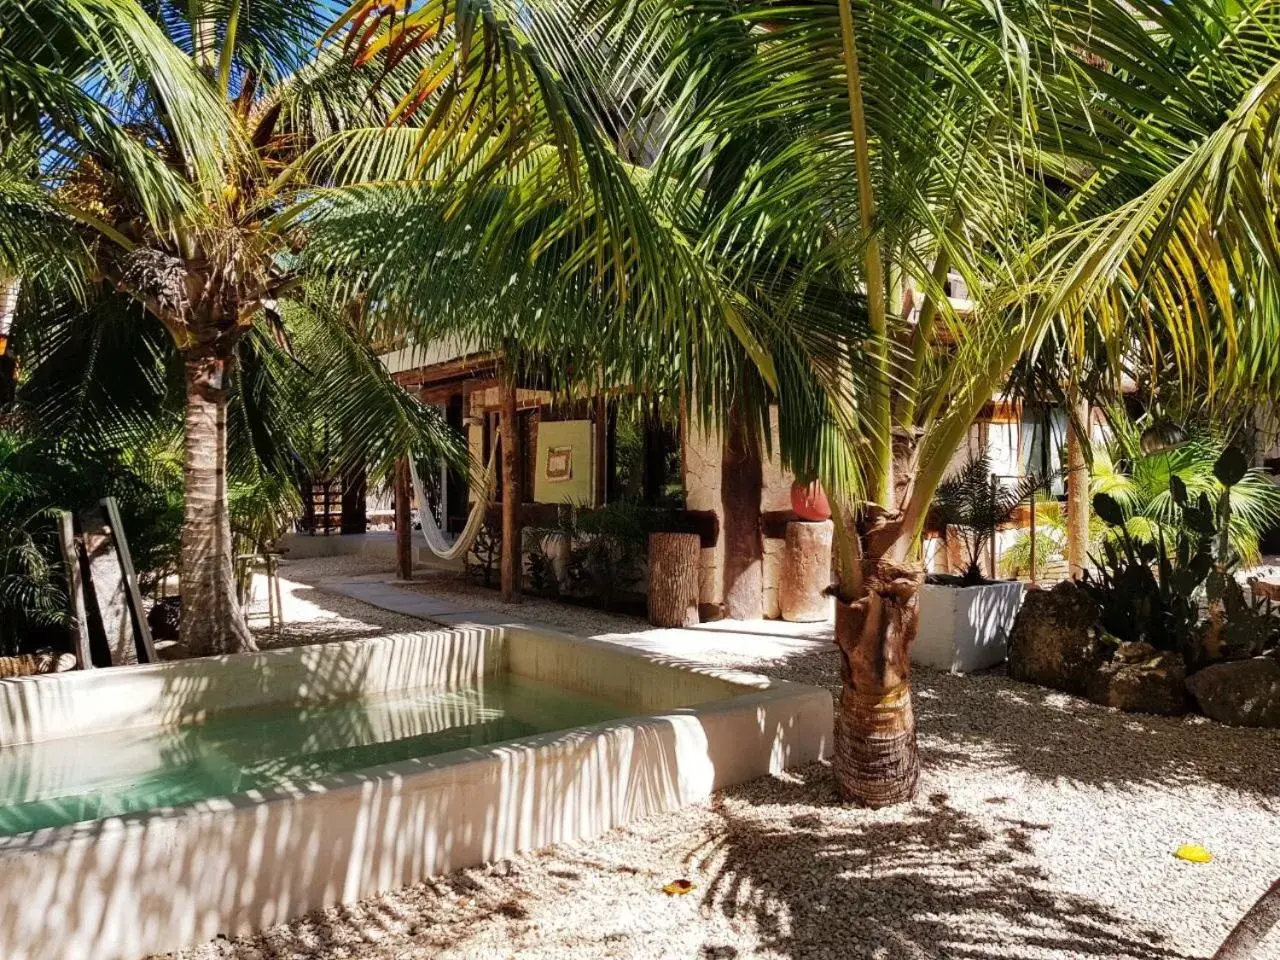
[780,520,833,622]
[762,538,784,619]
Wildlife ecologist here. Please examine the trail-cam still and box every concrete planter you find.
[914,581,1026,673]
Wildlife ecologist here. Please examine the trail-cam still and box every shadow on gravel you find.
[765,651,1280,805]
[688,766,1189,960]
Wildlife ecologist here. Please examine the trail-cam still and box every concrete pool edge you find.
[0,626,833,960]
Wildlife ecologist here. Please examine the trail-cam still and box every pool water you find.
[0,675,630,837]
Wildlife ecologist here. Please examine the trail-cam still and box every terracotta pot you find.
[790,479,831,522]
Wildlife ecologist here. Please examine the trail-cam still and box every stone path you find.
[318,571,835,668]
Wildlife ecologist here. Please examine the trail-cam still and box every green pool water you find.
[0,675,631,837]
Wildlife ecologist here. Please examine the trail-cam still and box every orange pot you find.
[790,479,831,522]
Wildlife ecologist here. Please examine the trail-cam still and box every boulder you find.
[1007,580,1102,693]
[1186,657,1280,728]
[1087,642,1188,715]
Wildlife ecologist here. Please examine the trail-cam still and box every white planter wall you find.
[914,581,1026,673]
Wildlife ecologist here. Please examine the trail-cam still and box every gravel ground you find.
[168,556,1280,960]
[243,556,428,650]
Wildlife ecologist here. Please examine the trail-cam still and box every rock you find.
[1186,658,1280,728]
[1087,643,1188,715]
[1007,579,1102,693]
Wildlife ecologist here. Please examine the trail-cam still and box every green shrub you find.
[0,429,183,655]
[1082,445,1280,664]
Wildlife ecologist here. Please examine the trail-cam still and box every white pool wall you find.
[0,626,831,960]
[0,628,504,746]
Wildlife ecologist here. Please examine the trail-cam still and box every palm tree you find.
[609,0,1280,805]
[932,454,1045,585]
[326,0,1280,806]
[1,1,469,654]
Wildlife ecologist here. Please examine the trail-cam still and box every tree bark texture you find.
[721,405,763,620]
[780,520,833,622]
[500,379,522,602]
[1066,396,1090,579]
[395,457,412,581]
[1214,878,1280,960]
[181,355,256,656]
[833,559,923,808]
[647,532,701,627]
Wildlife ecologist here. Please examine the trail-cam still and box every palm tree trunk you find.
[833,556,922,807]
[181,354,256,656]
[1214,878,1280,960]
[1066,394,1090,579]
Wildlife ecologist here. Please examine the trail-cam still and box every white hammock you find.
[407,434,499,561]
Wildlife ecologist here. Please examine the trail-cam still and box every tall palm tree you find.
[578,0,1280,805]
[324,0,1280,807]
[1,0,466,654]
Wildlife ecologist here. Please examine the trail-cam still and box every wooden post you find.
[721,402,764,620]
[57,512,94,669]
[340,463,367,534]
[594,394,608,506]
[394,457,412,581]
[1066,395,1090,579]
[500,378,522,602]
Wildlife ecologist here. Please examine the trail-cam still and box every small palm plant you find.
[1091,416,1280,566]
[932,454,1045,586]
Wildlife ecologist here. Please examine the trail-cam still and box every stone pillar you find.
[681,414,725,620]
[780,520,834,622]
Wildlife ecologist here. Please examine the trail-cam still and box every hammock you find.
[407,433,499,561]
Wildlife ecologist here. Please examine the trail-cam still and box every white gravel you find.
[166,556,1280,960]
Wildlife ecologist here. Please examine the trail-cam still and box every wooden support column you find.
[642,398,666,505]
[594,395,608,506]
[340,464,367,535]
[500,378,522,602]
[1066,395,1090,580]
[721,403,764,620]
[394,457,412,581]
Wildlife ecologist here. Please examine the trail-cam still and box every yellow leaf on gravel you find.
[662,879,696,895]
[1175,845,1213,863]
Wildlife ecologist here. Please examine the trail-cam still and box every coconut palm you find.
[322,0,1280,807]
[0,0,472,653]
